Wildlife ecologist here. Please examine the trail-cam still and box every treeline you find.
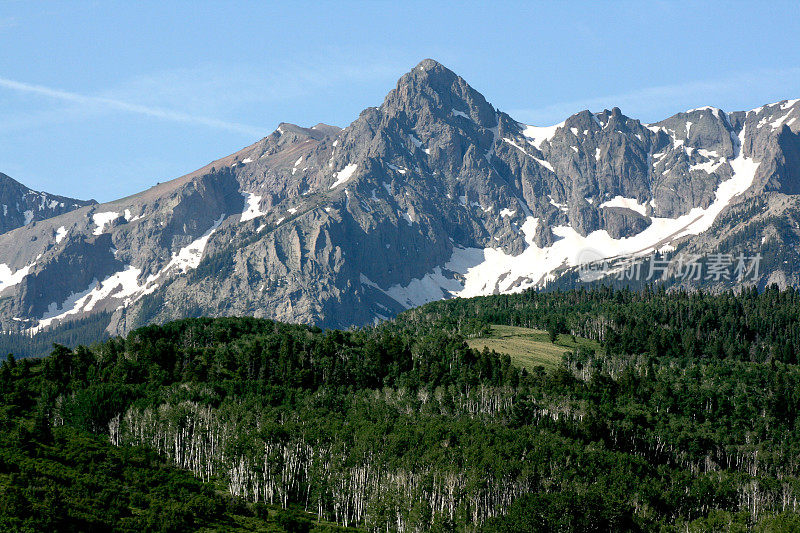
[407,285,800,363]
[2,287,800,531]
[0,312,112,359]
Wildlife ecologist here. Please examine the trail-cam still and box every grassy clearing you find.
[466,324,601,372]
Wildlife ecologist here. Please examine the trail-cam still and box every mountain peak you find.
[4,62,798,338]
[386,59,497,128]
[401,58,459,89]
[414,58,448,73]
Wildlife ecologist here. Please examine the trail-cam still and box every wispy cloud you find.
[102,57,408,117]
[508,67,800,125]
[0,76,268,137]
[0,16,18,30]
[0,54,409,136]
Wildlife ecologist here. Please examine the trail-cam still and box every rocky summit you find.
[1,59,799,335]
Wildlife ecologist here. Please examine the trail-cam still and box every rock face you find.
[0,172,94,234]
[1,59,799,335]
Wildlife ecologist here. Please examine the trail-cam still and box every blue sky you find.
[1,1,799,202]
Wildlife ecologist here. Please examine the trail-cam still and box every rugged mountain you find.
[1,59,799,335]
[0,172,94,234]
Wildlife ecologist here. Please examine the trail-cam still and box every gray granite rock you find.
[1,61,799,334]
[0,172,94,234]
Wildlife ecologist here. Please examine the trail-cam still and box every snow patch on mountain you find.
[599,196,648,216]
[502,138,554,171]
[549,196,568,212]
[521,120,566,149]
[387,163,407,174]
[331,164,358,189]
[381,127,760,309]
[92,211,119,235]
[0,262,34,293]
[32,214,226,331]
[686,106,721,119]
[38,283,101,328]
[383,247,486,308]
[691,158,726,174]
[241,193,267,222]
[163,214,225,274]
[36,266,151,330]
[123,209,144,222]
[408,133,431,155]
[55,226,67,244]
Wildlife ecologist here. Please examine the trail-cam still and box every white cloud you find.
[0,76,267,136]
[101,58,406,115]
[0,54,407,136]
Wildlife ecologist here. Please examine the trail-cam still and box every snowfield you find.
[370,127,760,309]
[31,214,226,332]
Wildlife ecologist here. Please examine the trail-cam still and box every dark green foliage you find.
[0,329,361,532]
[3,287,800,530]
[0,312,112,359]
[0,424,226,532]
[406,285,800,364]
[132,290,166,329]
[483,489,639,532]
[276,509,313,533]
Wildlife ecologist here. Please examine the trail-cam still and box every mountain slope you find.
[1,59,799,335]
[0,172,94,234]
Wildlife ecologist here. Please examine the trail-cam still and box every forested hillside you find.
[0,312,112,359]
[3,287,800,531]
